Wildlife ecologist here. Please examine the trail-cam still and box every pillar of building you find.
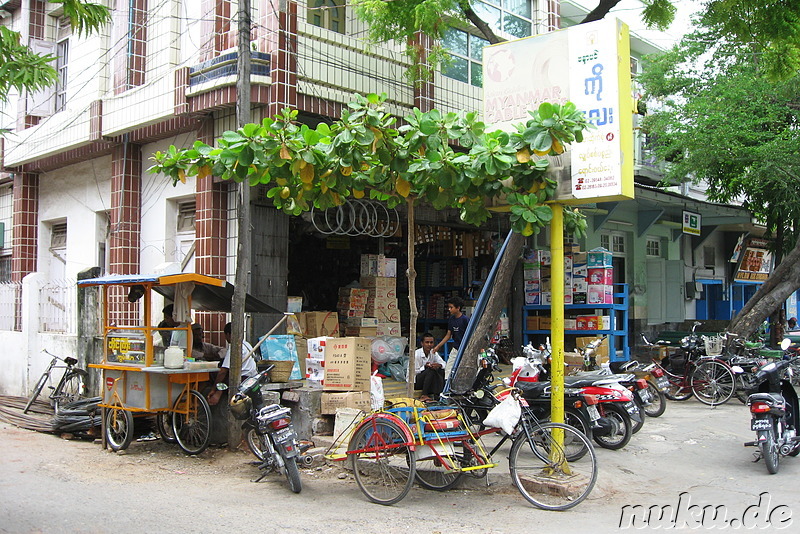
[194,119,228,346]
[11,172,39,282]
[264,0,298,115]
[412,33,435,113]
[108,142,142,325]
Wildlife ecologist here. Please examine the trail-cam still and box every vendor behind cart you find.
[208,322,256,406]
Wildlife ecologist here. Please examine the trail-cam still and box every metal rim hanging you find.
[311,199,399,237]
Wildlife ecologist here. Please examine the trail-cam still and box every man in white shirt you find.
[208,322,256,406]
[414,332,446,402]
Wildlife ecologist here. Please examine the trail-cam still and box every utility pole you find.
[229,0,252,450]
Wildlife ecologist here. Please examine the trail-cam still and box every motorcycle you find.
[744,339,800,474]
[506,341,638,450]
[223,367,309,493]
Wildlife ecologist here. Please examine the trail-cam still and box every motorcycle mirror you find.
[781,338,791,351]
[216,383,229,391]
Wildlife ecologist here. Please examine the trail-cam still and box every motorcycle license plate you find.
[274,427,297,443]
[751,418,772,431]
[638,389,653,403]
[587,404,601,422]
[624,401,638,415]
[656,377,669,390]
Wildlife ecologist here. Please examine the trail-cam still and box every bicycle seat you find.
[65,357,78,366]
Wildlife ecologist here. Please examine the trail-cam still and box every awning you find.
[77,273,281,314]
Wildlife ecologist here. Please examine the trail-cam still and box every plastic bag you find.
[371,336,408,363]
[286,314,302,336]
[370,371,385,411]
[483,395,521,436]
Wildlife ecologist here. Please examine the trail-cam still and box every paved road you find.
[1,396,797,533]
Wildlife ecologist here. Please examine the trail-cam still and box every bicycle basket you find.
[702,335,724,356]
[264,360,294,382]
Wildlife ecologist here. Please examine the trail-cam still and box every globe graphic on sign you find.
[486,48,516,82]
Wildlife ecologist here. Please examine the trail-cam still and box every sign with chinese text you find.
[734,238,773,283]
[482,18,634,204]
[682,211,701,236]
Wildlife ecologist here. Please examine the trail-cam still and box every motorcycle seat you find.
[516,381,550,398]
[749,392,785,404]
[563,376,603,388]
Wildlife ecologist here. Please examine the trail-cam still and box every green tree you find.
[0,0,110,102]
[639,29,800,339]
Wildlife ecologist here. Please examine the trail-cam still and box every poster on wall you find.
[482,17,634,204]
[733,238,773,282]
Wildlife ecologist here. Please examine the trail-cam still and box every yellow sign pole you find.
[550,204,564,425]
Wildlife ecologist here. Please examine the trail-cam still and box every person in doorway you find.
[207,322,257,406]
[789,317,798,332]
[190,323,223,361]
[414,333,446,402]
[433,296,470,380]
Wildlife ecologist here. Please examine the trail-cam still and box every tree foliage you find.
[149,93,591,238]
[639,31,800,254]
[0,0,110,101]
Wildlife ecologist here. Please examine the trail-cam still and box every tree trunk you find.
[450,231,524,394]
[581,0,623,24]
[228,0,252,451]
[406,200,418,397]
[729,235,800,338]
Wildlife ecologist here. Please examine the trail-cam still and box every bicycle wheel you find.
[53,370,86,413]
[24,372,50,414]
[643,381,667,417]
[246,427,267,461]
[349,418,415,505]
[283,456,302,493]
[691,360,735,406]
[414,442,464,491]
[592,404,632,450]
[509,422,597,511]
[156,413,177,443]
[663,373,693,401]
[172,389,212,455]
[105,406,134,452]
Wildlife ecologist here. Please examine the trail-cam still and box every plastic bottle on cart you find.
[164,337,184,369]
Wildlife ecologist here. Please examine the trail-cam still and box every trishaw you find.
[78,272,279,454]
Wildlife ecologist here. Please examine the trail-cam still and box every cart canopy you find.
[78,273,281,313]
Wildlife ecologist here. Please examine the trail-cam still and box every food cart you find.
[78,273,279,454]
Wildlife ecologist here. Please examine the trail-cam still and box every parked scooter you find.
[743,339,800,474]
[222,367,310,493]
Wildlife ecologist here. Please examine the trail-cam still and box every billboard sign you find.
[483,18,634,204]
[734,238,773,283]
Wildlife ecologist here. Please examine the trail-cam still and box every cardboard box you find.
[360,276,397,289]
[345,326,378,337]
[573,279,589,293]
[573,292,587,305]
[524,280,540,292]
[294,336,308,379]
[523,268,540,281]
[375,308,400,323]
[539,317,552,330]
[573,252,587,265]
[525,291,540,305]
[339,287,370,299]
[541,291,552,305]
[573,264,588,278]
[576,336,609,362]
[376,323,401,336]
[540,278,552,291]
[369,287,398,299]
[342,308,365,318]
[323,337,372,392]
[587,248,613,267]
[526,316,539,331]
[307,336,331,360]
[587,284,613,304]
[383,257,397,278]
[564,319,577,330]
[537,250,552,265]
[346,317,378,327]
[305,311,340,337]
[587,268,614,285]
[320,391,371,415]
[305,357,325,387]
[287,296,303,313]
[366,297,398,313]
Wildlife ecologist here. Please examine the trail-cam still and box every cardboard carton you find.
[524,280,540,292]
[360,276,397,289]
[305,311,340,337]
[369,287,398,299]
[587,268,614,285]
[587,248,613,267]
[305,357,325,388]
[539,317,552,330]
[587,285,613,305]
[376,323,401,336]
[576,336,609,361]
[526,316,539,331]
[564,319,577,330]
[525,291,540,305]
[320,391,371,414]
[323,337,372,392]
[344,326,378,337]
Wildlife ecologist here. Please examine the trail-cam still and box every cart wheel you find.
[105,406,134,452]
[172,389,211,455]
[156,412,177,443]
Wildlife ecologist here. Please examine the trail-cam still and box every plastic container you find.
[164,345,184,369]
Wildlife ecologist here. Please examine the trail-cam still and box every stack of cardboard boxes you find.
[317,337,373,415]
[358,254,401,337]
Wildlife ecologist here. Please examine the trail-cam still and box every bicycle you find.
[24,349,88,414]
[345,390,597,511]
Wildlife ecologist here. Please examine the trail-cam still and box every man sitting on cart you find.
[207,322,257,406]
[190,323,224,361]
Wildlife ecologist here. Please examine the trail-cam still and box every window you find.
[55,17,70,112]
[49,222,67,279]
[473,0,533,39]
[0,186,11,253]
[308,0,345,34]
[646,237,661,258]
[177,202,196,233]
[442,28,489,87]
[176,201,196,271]
[600,232,626,254]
